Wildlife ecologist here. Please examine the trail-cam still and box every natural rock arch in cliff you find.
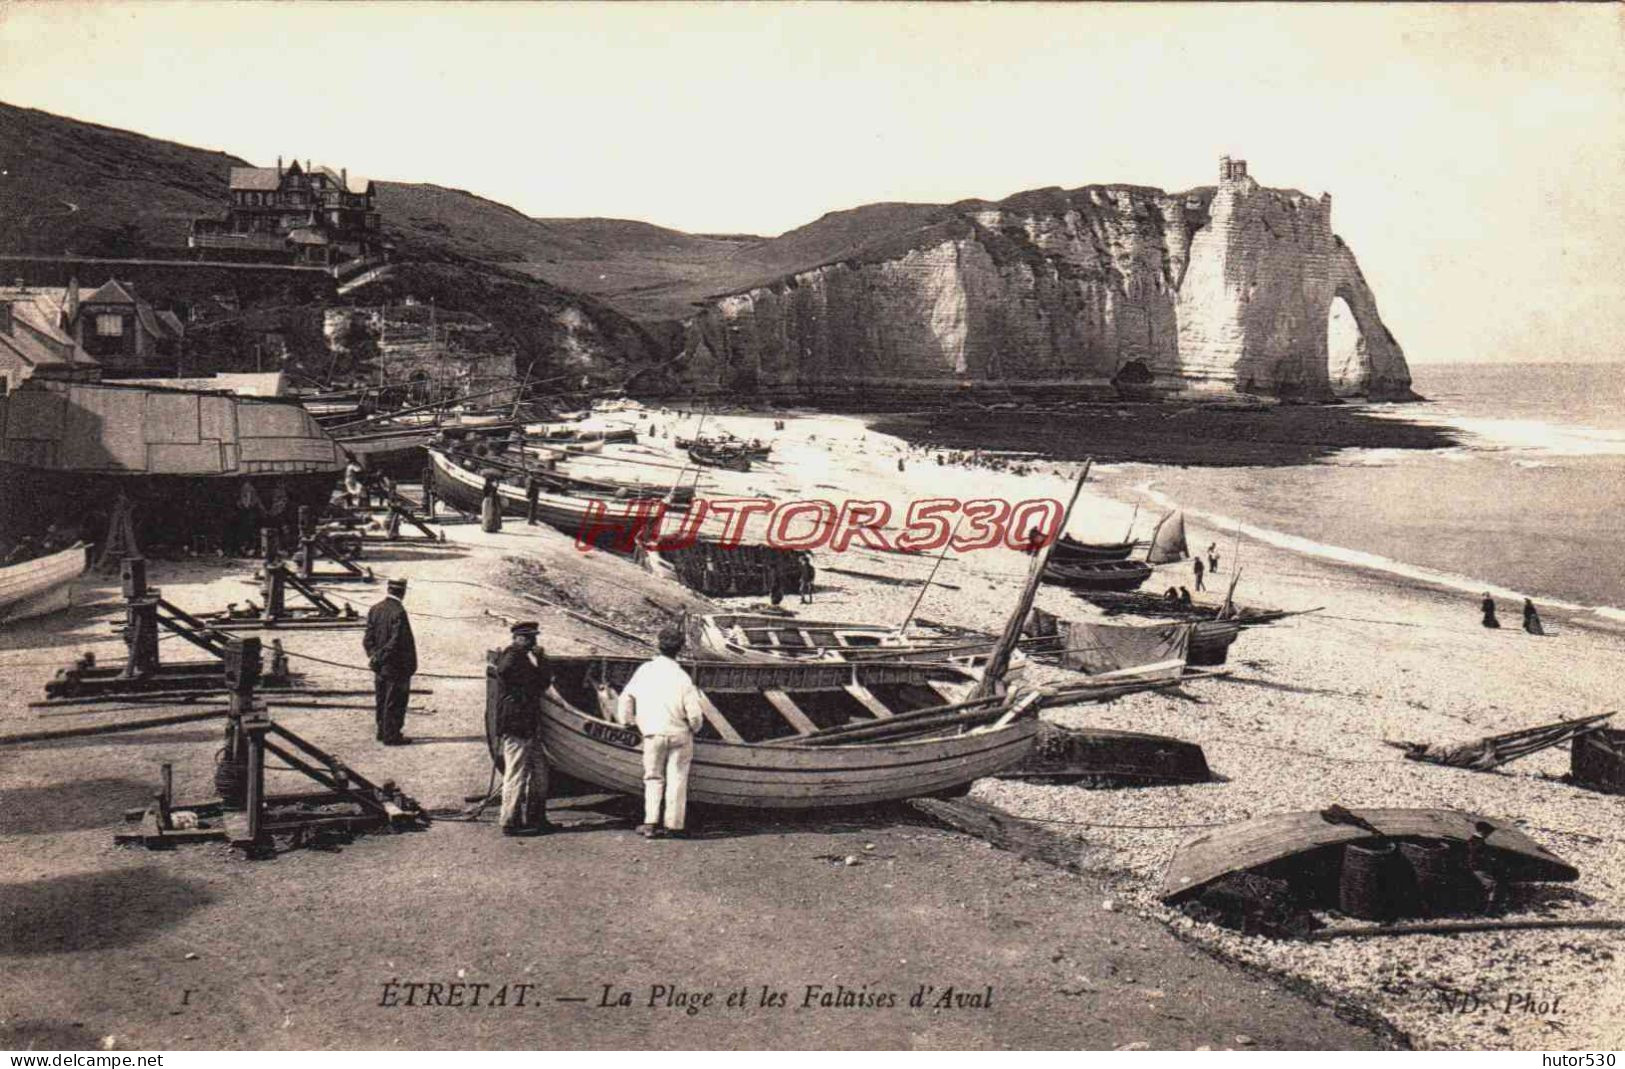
[1326,292,1369,397]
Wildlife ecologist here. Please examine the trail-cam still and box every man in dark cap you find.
[493,621,554,836]
[616,622,705,839]
[363,578,417,745]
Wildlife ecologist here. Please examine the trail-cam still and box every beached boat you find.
[0,543,90,623]
[1041,558,1153,592]
[428,447,671,545]
[687,442,751,472]
[995,723,1211,786]
[694,611,1030,679]
[1188,619,1242,666]
[1050,534,1136,562]
[0,380,345,547]
[1160,808,1578,904]
[484,654,1037,808]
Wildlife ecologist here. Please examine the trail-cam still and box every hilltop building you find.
[190,157,387,266]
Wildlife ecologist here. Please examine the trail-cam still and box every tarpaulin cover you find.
[1059,619,1190,676]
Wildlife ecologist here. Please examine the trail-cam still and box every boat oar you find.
[787,702,1021,747]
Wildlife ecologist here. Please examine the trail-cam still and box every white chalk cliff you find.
[673,159,1413,402]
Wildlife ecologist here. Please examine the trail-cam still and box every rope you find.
[1017,814,1239,830]
[275,647,485,680]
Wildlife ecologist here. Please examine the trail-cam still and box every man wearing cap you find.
[493,621,555,836]
[364,578,418,745]
[616,623,705,839]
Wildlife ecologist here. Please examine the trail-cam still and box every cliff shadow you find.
[871,403,1460,468]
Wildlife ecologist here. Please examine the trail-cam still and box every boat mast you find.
[898,516,964,633]
[972,458,1092,699]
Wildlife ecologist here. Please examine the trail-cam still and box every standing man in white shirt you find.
[617,623,705,839]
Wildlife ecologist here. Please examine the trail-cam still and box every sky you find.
[1,2,1621,365]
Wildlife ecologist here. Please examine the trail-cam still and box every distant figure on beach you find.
[897,457,905,473]
[1481,593,1501,629]
[1164,587,1180,605]
[798,554,816,604]
[1208,544,1220,575]
[768,565,785,607]
[344,457,365,509]
[481,474,503,533]
[1179,587,1194,607]
[1193,555,1206,591]
[1025,525,1045,555]
[1522,598,1545,636]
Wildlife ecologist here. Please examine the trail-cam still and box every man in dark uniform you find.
[363,578,417,745]
[525,474,540,526]
[493,621,555,836]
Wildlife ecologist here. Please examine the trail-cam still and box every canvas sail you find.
[1146,510,1188,564]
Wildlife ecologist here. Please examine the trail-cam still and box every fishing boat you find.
[484,654,1038,809]
[694,611,1031,680]
[1188,619,1242,666]
[1160,808,1578,904]
[428,447,673,545]
[0,380,345,547]
[699,613,972,662]
[686,442,751,472]
[1050,534,1136,563]
[0,542,90,623]
[1041,558,1153,592]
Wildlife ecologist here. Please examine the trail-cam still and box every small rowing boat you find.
[0,543,90,623]
[1041,558,1153,592]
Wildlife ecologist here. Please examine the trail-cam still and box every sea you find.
[1101,363,1625,619]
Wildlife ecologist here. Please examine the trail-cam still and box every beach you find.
[1,402,1622,1050]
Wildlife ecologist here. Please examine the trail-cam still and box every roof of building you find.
[311,166,373,195]
[0,322,77,370]
[109,372,286,397]
[287,227,330,246]
[0,288,94,363]
[229,163,371,195]
[229,167,283,192]
[156,310,186,338]
[82,279,138,306]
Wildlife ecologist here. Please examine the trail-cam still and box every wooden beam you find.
[764,689,818,735]
[693,689,744,743]
[843,682,893,719]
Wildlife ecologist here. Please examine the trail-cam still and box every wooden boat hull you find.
[1572,729,1625,795]
[332,427,438,476]
[996,723,1210,785]
[488,656,1035,809]
[1051,536,1136,563]
[1160,808,1579,904]
[0,382,344,547]
[687,446,751,472]
[0,543,89,623]
[1041,559,1153,592]
[1188,620,1242,666]
[429,448,667,546]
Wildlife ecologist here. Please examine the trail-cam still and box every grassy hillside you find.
[0,102,240,255]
